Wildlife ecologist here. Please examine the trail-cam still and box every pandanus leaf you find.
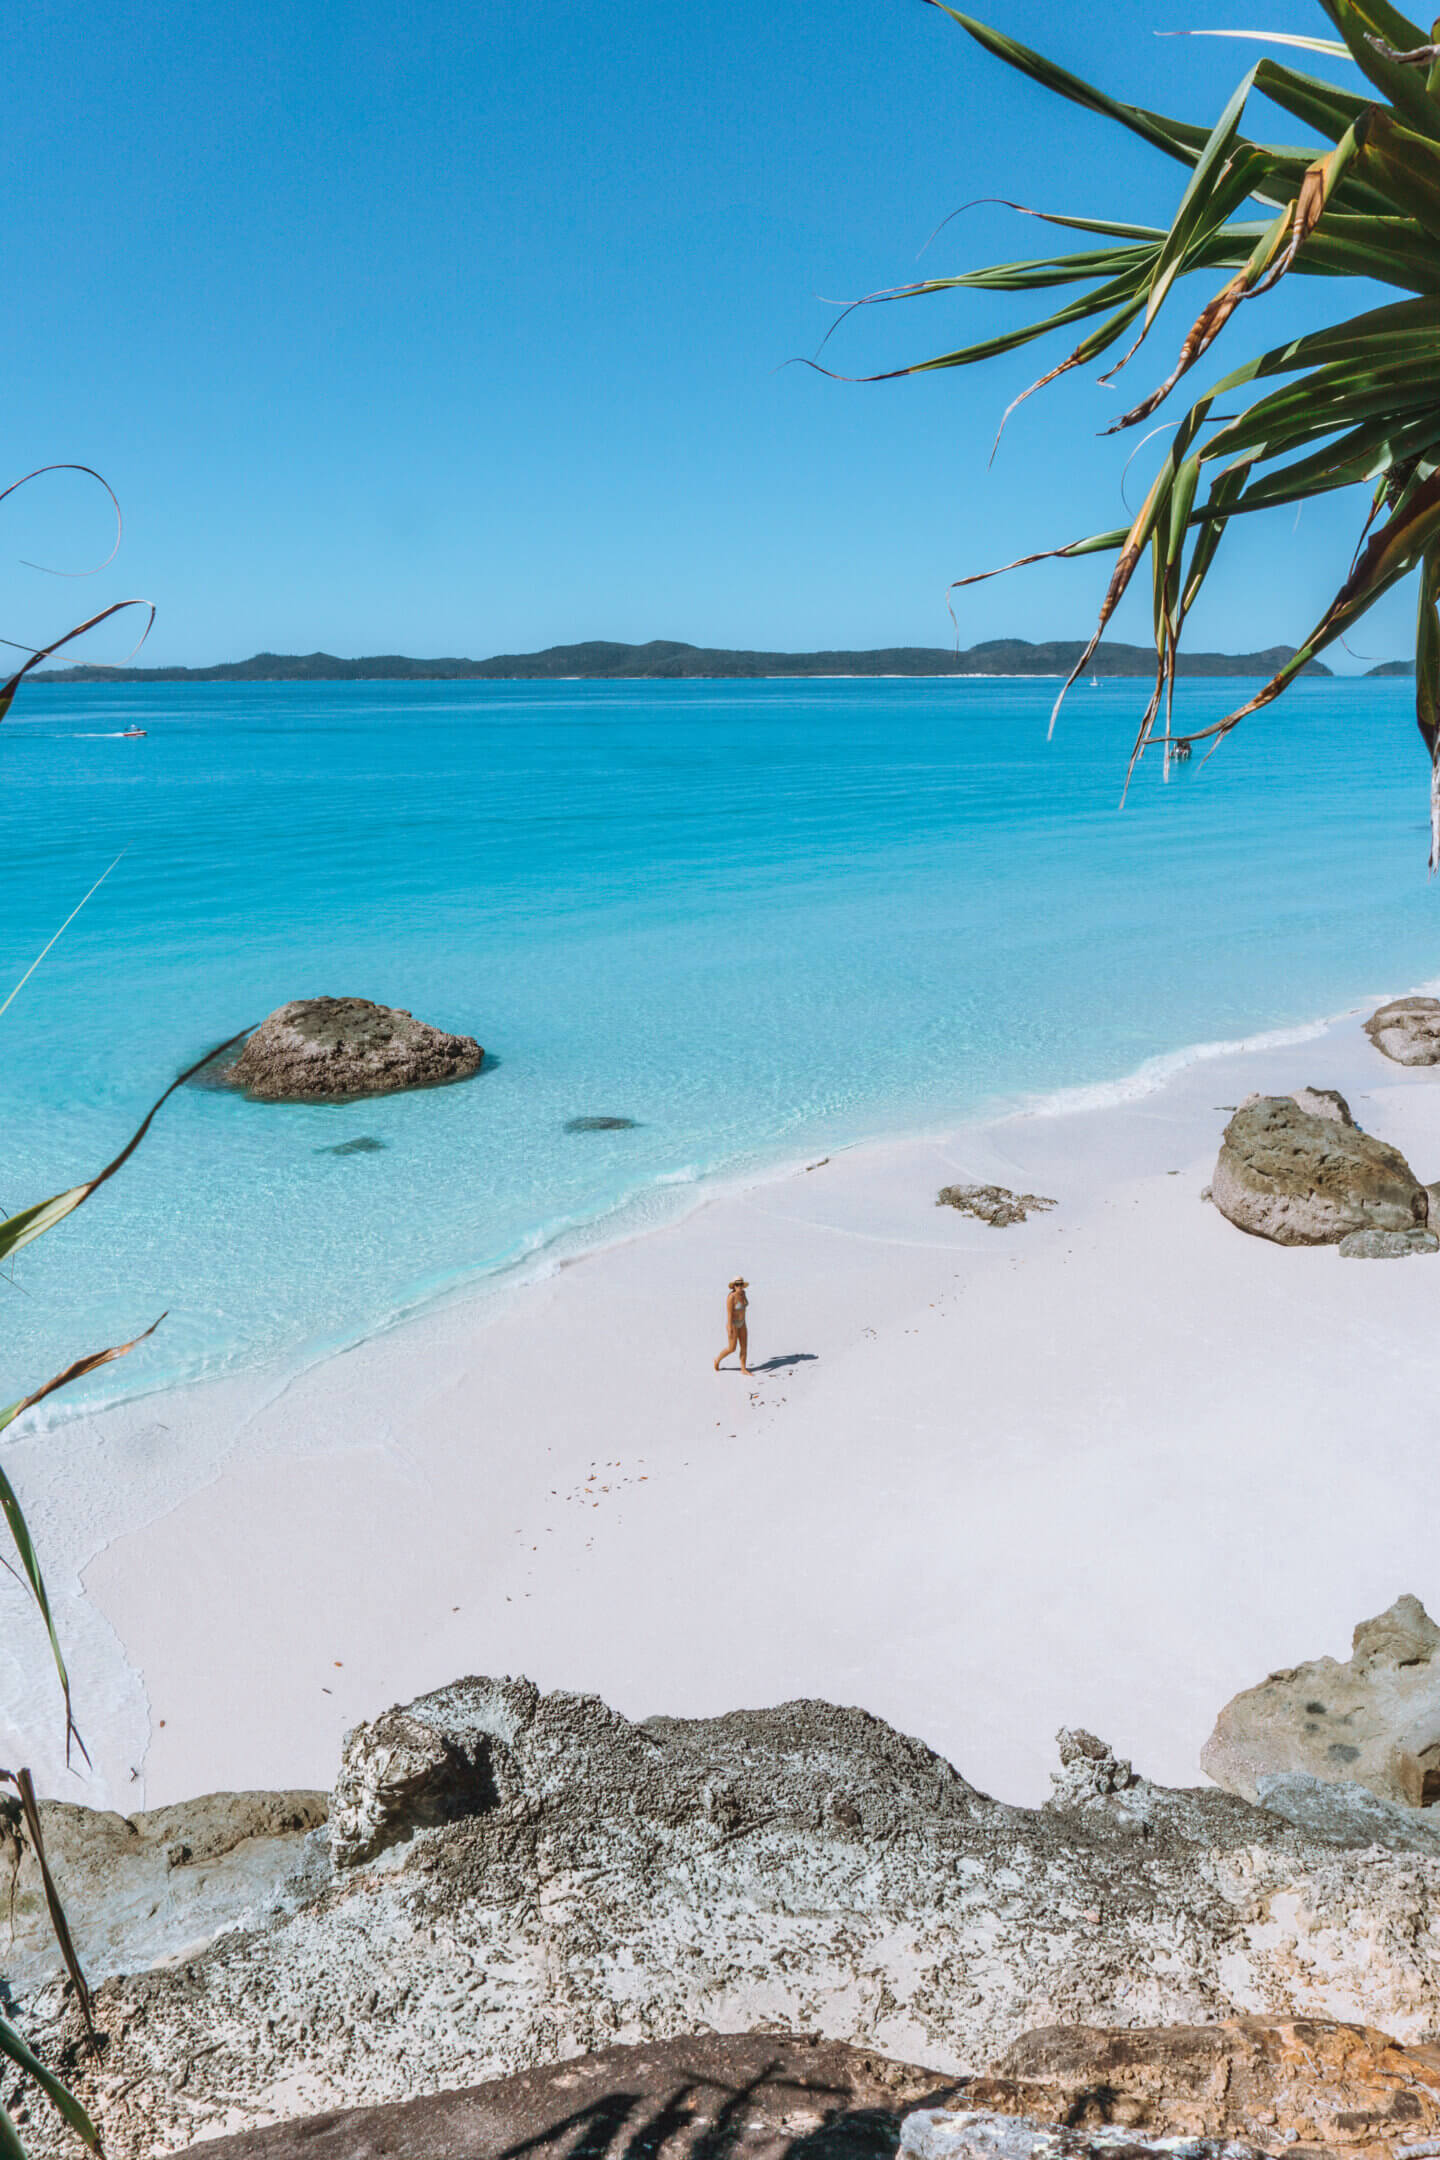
[0,1029,252,1267]
[829,3,1440,855]
[0,2015,101,2154]
[0,1769,97,2054]
[0,1320,164,1764]
[0,1028,253,1752]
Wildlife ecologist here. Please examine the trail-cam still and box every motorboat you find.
[120,726,147,737]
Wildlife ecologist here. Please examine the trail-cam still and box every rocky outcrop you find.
[15,1677,1440,2159]
[1202,1594,1440,1808]
[223,999,483,1102]
[171,2020,1440,2160]
[180,2034,959,2159]
[966,2017,1440,2155]
[936,1185,1057,1228]
[1364,997,1440,1066]
[0,1789,327,1997]
[329,1695,516,1867]
[1210,1096,1427,1245]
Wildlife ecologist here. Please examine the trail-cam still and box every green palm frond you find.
[831,2,1440,860]
[0,1027,253,1754]
[0,2017,100,2155]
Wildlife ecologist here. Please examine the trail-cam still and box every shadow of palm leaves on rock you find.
[492,2062,962,2160]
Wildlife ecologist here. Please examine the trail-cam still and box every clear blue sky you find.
[5,0,1414,667]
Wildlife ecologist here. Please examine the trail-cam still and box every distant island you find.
[30,636,1403,685]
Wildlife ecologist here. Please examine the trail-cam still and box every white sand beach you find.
[6,998,1440,1817]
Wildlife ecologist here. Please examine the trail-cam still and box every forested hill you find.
[32,637,1343,684]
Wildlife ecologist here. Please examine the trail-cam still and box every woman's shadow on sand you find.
[749,1353,817,1374]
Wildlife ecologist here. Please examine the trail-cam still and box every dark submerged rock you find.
[315,1135,387,1156]
[565,1115,639,1132]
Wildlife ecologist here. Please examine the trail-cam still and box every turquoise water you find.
[2,674,1435,1410]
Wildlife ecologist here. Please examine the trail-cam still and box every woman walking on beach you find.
[714,1278,751,1374]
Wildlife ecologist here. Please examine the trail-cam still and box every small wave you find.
[1004,1016,1340,1123]
[992,975,1440,1126]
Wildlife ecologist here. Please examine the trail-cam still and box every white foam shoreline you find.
[6,982,1440,1824]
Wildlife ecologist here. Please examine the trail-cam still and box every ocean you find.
[2,673,1434,1412]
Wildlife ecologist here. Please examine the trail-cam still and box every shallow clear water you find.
[2,674,1435,1409]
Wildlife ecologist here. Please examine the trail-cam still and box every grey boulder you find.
[1364,996,1440,1065]
[1210,1094,1427,1245]
[1202,1593,1440,1808]
[224,998,483,1102]
[1337,1227,1440,1258]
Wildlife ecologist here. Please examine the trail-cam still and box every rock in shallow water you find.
[225,999,483,1102]
[1202,1593,1440,1808]
[1211,1095,1427,1245]
[314,1133,386,1155]
[565,1115,638,1132]
[1364,997,1440,1066]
